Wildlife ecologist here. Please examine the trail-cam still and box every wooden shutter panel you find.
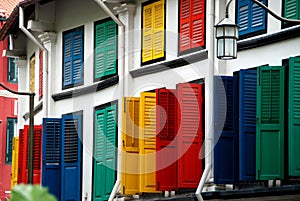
[153,0,165,60]
[142,4,153,63]
[121,97,140,194]
[93,105,117,201]
[238,0,266,36]
[180,0,191,52]
[105,21,117,77]
[256,66,285,180]
[63,34,73,86]
[288,57,300,176]
[39,50,43,99]
[42,118,61,199]
[191,0,205,48]
[140,92,158,193]
[95,23,106,79]
[72,30,83,84]
[11,137,19,190]
[284,0,299,20]
[61,115,82,201]
[18,129,25,184]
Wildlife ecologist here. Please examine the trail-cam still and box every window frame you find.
[62,26,84,90]
[7,58,18,83]
[6,118,17,164]
[177,0,206,56]
[141,0,166,66]
[94,18,118,82]
[236,0,268,39]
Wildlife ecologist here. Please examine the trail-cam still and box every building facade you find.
[0,0,300,200]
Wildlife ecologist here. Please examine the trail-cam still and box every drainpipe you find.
[195,0,215,200]
[93,1,125,201]
[19,6,49,117]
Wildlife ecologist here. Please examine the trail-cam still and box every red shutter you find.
[156,88,178,191]
[179,0,205,52]
[179,0,191,52]
[33,126,42,184]
[177,83,203,188]
[191,0,205,48]
[39,50,43,100]
[17,129,26,184]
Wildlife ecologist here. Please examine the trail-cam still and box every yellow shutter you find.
[30,56,35,93]
[11,137,19,190]
[121,97,141,195]
[153,0,165,60]
[142,4,153,63]
[139,92,159,193]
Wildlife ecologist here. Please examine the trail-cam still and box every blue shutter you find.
[237,0,267,36]
[238,69,257,181]
[72,30,84,84]
[42,118,62,199]
[63,28,83,87]
[61,114,82,201]
[214,76,238,184]
[63,34,72,87]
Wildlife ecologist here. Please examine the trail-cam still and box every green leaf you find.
[11,185,57,201]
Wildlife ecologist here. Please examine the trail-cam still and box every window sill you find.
[52,75,119,102]
[130,50,208,78]
[238,25,300,51]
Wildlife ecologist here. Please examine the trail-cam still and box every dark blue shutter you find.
[42,118,62,199]
[61,114,82,201]
[214,76,238,184]
[238,69,257,181]
[237,0,267,36]
[63,28,83,87]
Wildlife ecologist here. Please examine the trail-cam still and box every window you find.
[283,0,300,28]
[179,0,205,54]
[30,55,35,93]
[63,27,84,89]
[8,58,18,83]
[94,19,117,81]
[142,0,165,64]
[237,0,267,38]
[6,118,17,164]
[39,50,43,100]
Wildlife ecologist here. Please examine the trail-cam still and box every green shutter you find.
[256,66,285,180]
[93,104,117,201]
[284,0,300,20]
[288,57,300,176]
[95,20,117,80]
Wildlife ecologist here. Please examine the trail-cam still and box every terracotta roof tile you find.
[0,0,24,18]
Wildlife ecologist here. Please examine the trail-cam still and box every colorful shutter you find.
[142,0,165,63]
[156,89,178,191]
[284,0,300,20]
[95,20,117,80]
[121,97,140,194]
[32,126,42,184]
[139,92,158,193]
[288,57,300,176]
[93,105,117,201]
[6,119,15,163]
[42,118,61,199]
[18,128,27,184]
[30,56,35,93]
[238,69,257,181]
[214,76,238,184]
[11,137,19,190]
[63,28,83,87]
[179,0,205,52]
[61,115,82,201]
[177,83,203,188]
[256,66,285,180]
[39,50,43,99]
[237,0,267,36]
